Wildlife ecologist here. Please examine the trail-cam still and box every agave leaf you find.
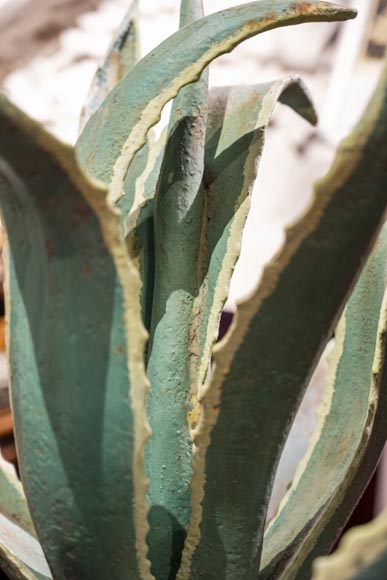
[0,451,51,580]
[79,0,140,132]
[194,77,317,391]
[0,514,52,580]
[261,224,387,578]
[76,0,356,202]
[0,94,152,580]
[0,167,51,580]
[313,510,387,579]
[291,322,387,576]
[77,0,167,331]
[144,0,208,576]
[0,453,35,537]
[144,73,315,580]
[120,131,166,223]
[177,53,387,580]
[121,131,167,334]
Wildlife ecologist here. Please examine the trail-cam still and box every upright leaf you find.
[178,53,387,580]
[144,1,208,576]
[122,132,167,332]
[79,0,140,132]
[261,224,387,578]
[0,95,152,580]
[193,78,317,391]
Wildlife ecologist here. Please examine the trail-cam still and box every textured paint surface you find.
[145,1,209,578]
[77,0,164,340]
[79,0,140,132]
[261,225,387,579]
[178,52,387,580]
[122,132,166,333]
[76,0,356,200]
[0,413,50,579]
[0,454,35,538]
[0,95,152,580]
[264,55,387,580]
[0,1,373,579]
[145,74,315,580]
[193,78,317,393]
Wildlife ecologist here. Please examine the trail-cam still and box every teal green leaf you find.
[261,224,387,578]
[0,94,152,580]
[79,0,140,132]
[177,54,387,580]
[144,74,315,580]
[0,452,51,579]
[77,0,160,333]
[121,131,167,333]
[144,0,209,577]
[76,0,356,201]
[193,77,317,392]
[120,132,165,223]
[0,452,35,537]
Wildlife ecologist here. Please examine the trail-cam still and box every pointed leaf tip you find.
[279,76,318,126]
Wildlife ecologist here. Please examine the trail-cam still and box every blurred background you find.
[0,0,385,542]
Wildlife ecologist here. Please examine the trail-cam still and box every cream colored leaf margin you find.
[1,97,154,580]
[313,508,387,579]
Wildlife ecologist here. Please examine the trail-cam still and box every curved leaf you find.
[0,94,152,580]
[0,446,50,579]
[122,131,167,334]
[261,224,387,578]
[193,77,317,391]
[76,0,356,202]
[313,510,387,579]
[0,453,35,538]
[79,0,140,132]
[178,52,387,580]
[0,513,51,580]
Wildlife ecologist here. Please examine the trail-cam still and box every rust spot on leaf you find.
[294,2,311,12]
[245,10,279,30]
[115,344,124,355]
[46,239,54,258]
[73,204,90,229]
[82,263,93,278]
[290,1,321,14]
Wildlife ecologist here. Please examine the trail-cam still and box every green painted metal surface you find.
[267,55,387,580]
[79,0,140,132]
[0,95,152,580]
[193,78,317,392]
[145,1,209,578]
[6,1,387,579]
[76,0,355,198]
[144,72,316,580]
[122,132,167,333]
[261,226,387,579]
[178,53,387,580]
